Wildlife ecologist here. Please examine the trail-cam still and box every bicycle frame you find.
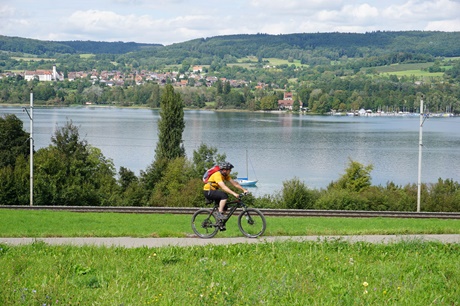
[209,199,247,226]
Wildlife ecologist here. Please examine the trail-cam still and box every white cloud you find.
[426,18,460,31]
[250,0,343,11]
[0,0,459,45]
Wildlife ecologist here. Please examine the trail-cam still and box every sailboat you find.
[236,149,258,187]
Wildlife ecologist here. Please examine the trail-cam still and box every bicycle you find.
[191,193,266,239]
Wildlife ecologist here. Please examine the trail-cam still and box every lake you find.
[1,106,459,197]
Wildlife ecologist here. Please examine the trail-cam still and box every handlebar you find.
[238,192,249,199]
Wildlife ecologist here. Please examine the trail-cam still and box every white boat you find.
[236,149,258,187]
[237,177,258,187]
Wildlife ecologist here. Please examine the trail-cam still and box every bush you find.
[424,178,460,212]
[314,189,369,210]
[329,160,373,193]
[359,186,390,211]
[254,192,282,209]
[281,177,319,209]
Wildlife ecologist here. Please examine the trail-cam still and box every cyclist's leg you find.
[204,190,228,216]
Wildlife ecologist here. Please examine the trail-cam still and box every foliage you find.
[0,156,29,205]
[191,143,227,178]
[142,84,185,190]
[33,121,118,206]
[0,114,30,205]
[314,189,369,210]
[424,178,460,212]
[329,159,373,192]
[281,177,319,209]
[154,84,185,161]
[0,114,30,168]
[150,157,202,207]
[0,36,160,55]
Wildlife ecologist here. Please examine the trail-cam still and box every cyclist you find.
[203,161,248,224]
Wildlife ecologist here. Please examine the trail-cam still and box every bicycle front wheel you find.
[191,209,219,238]
[238,208,266,238]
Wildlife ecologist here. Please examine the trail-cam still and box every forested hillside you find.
[160,31,460,60]
[2,31,460,58]
[0,35,161,55]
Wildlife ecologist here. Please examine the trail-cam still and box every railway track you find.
[2,205,460,219]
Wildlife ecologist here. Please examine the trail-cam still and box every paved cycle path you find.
[1,234,460,248]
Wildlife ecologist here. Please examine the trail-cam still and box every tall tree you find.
[155,84,185,161]
[142,84,185,192]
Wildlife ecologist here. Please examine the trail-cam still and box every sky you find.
[1,0,460,46]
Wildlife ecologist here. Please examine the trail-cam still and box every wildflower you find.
[363,290,368,295]
[363,281,369,287]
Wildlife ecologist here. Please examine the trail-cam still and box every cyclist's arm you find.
[229,179,249,194]
[217,181,239,197]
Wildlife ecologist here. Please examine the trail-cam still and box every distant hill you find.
[0,35,162,55]
[1,31,460,59]
[162,31,460,58]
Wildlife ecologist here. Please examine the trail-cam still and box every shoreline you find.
[1,104,457,117]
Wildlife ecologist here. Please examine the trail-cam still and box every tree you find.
[260,94,278,110]
[330,159,373,193]
[142,84,185,189]
[0,114,30,168]
[34,121,118,206]
[192,143,227,178]
[155,84,185,161]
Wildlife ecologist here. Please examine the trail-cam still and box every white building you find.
[24,65,63,81]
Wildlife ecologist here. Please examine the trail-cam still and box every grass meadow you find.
[1,209,460,305]
[2,209,460,238]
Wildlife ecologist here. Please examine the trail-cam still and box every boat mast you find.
[246,149,249,178]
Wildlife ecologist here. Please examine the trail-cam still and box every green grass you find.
[1,240,459,305]
[1,209,460,238]
[79,54,95,59]
[11,57,56,62]
[1,210,459,304]
[374,62,445,78]
[375,62,433,73]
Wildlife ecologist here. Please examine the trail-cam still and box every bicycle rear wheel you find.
[238,208,266,238]
[191,209,219,238]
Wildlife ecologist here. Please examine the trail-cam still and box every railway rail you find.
[2,205,460,219]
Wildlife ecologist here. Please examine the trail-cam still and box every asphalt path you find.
[1,234,460,248]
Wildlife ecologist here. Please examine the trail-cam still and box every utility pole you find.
[417,96,426,213]
[23,91,34,206]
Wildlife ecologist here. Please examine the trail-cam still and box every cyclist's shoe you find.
[219,225,226,231]
[215,212,226,221]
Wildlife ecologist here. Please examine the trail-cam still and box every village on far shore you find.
[2,64,456,117]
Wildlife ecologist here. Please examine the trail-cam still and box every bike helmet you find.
[219,161,234,170]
